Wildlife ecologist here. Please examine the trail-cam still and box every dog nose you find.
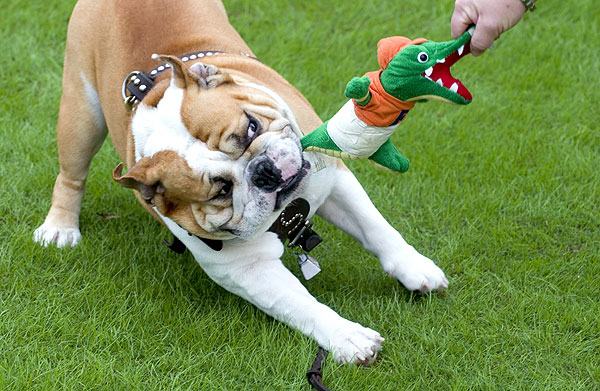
[251,158,283,192]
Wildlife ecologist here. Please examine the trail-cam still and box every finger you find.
[451,0,479,39]
[450,8,472,39]
[469,23,497,56]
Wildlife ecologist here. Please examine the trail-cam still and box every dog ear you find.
[151,54,194,89]
[188,62,233,88]
[112,161,163,203]
[152,54,232,89]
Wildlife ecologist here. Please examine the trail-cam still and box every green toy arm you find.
[368,138,410,173]
[344,77,372,106]
[301,121,340,152]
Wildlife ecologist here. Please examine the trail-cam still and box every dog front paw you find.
[34,223,81,248]
[327,321,384,366]
[382,248,448,293]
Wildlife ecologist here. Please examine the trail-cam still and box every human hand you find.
[451,0,529,55]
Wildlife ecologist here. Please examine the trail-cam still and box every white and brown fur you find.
[34,0,448,365]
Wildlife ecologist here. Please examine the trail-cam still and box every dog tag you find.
[297,253,321,280]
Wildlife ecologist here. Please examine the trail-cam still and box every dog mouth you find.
[421,42,472,102]
[275,159,310,210]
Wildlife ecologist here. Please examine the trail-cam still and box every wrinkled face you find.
[114,55,310,240]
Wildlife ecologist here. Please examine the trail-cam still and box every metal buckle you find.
[124,95,137,111]
[122,71,141,110]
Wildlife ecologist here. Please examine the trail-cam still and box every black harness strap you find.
[163,229,223,252]
[162,236,186,254]
[163,198,319,254]
[268,198,322,252]
[123,50,259,109]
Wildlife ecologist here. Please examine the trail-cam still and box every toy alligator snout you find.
[381,27,475,105]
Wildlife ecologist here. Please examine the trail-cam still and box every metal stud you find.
[182,57,189,62]
[150,70,158,76]
[139,85,147,92]
[133,78,141,85]
[190,54,197,60]
[158,66,165,71]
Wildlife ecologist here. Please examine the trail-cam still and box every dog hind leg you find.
[316,169,448,293]
[34,69,107,248]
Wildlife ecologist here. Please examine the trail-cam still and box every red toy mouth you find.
[421,42,472,101]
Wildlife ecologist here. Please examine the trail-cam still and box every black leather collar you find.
[163,198,320,253]
[122,50,259,110]
[269,198,311,242]
[163,233,223,252]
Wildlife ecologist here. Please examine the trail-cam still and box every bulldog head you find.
[114,54,310,240]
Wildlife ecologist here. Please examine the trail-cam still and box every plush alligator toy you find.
[301,27,474,173]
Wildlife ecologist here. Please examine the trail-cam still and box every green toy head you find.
[379,27,474,105]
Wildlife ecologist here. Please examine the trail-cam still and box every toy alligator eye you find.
[417,52,429,63]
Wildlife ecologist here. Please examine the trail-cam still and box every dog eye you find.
[417,52,429,63]
[247,115,260,141]
[214,180,233,199]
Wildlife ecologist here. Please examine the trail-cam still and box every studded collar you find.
[164,198,322,254]
[122,50,259,110]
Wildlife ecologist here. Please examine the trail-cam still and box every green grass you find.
[1,0,599,389]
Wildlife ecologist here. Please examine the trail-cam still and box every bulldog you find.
[33,0,448,365]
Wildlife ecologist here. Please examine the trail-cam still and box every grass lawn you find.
[1,0,599,389]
